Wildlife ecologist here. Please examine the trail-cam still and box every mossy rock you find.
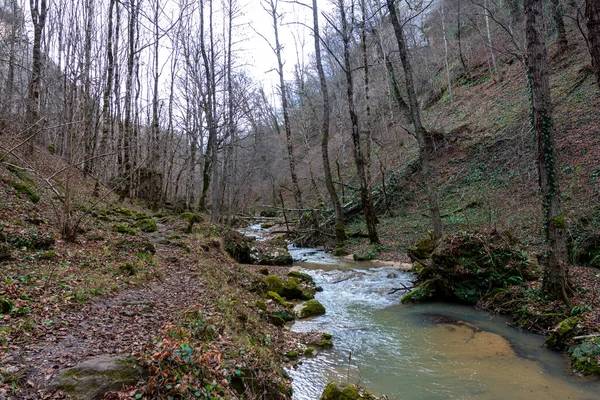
[569,340,600,376]
[266,291,292,308]
[545,316,583,350]
[320,382,379,400]
[51,355,143,400]
[301,289,316,300]
[287,271,314,284]
[135,218,157,233]
[179,212,203,233]
[111,224,138,235]
[333,248,349,257]
[263,275,304,300]
[407,236,437,260]
[285,350,299,359]
[222,229,254,264]
[297,299,326,319]
[401,281,436,304]
[259,267,270,275]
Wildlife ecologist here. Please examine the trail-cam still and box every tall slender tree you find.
[26,0,48,148]
[385,0,443,237]
[312,0,346,245]
[524,0,570,301]
[263,0,304,209]
[338,0,379,243]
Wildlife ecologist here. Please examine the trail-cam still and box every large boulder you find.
[52,355,143,400]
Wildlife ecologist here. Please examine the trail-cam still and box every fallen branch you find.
[388,281,415,294]
[573,334,600,340]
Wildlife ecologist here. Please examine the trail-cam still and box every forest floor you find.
[0,169,325,399]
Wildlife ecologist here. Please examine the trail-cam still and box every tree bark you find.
[339,0,378,244]
[313,0,346,245]
[386,0,443,238]
[586,0,600,90]
[524,0,570,301]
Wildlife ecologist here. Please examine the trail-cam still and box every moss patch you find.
[297,299,326,319]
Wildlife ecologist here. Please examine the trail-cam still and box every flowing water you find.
[287,254,600,400]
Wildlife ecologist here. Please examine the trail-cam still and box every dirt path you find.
[3,226,204,399]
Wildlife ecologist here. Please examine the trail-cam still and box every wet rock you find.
[52,355,143,400]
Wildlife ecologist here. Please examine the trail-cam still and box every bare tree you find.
[312,0,346,245]
[386,0,443,237]
[336,0,379,243]
[26,0,48,148]
[262,0,304,209]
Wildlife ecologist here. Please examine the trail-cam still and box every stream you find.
[243,224,600,399]
[286,249,600,399]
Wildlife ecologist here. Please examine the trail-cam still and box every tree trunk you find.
[266,0,303,209]
[586,0,600,90]
[26,0,48,151]
[312,0,346,245]
[524,0,570,301]
[386,0,443,238]
[551,0,568,54]
[339,0,378,244]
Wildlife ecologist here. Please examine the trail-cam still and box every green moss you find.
[304,347,315,356]
[263,275,284,293]
[310,339,333,348]
[301,289,316,300]
[135,218,158,232]
[266,291,292,308]
[320,382,360,400]
[287,271,314,284]
[254,301,267,311]
[401,281,436,304]
[408,237,437,260]
[179,212,203,233]
[569,340,600,376]
[111,224,138,235]
[322,333,332,340]
[333,248,349,257]
[285,350,299,358]
[545,316,583,350]
[7,181,40,203]
[552,213,567,228]
[298,299,326,319]
[259,267,270,275]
